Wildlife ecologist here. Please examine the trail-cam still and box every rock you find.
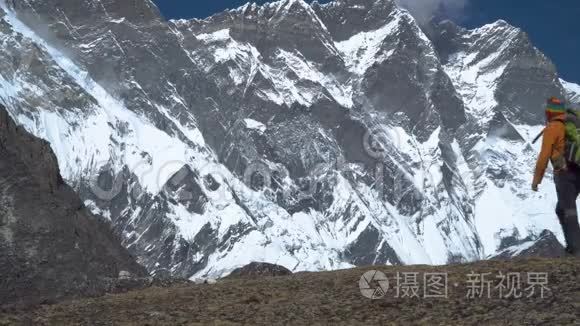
[491,230,566,260]
[193,278,217,285]
[118,271,132,280]
[151,268,172,280]
[226,262,292,279]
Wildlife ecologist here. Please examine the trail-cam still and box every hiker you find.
[532,97,580,257]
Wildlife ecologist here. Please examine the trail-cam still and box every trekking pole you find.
[532,130,544,144]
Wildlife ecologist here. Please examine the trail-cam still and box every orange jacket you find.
[533,119,566,186]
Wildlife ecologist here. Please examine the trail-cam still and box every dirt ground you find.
[1,258,579,325]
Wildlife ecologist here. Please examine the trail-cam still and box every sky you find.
[152,0,580,84]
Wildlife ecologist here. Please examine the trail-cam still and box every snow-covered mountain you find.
[0,0,577,278]
[561,78,580,105]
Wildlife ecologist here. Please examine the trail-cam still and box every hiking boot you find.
[565,246,580,257]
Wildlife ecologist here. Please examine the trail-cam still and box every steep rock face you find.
[433,19,565,126]
[171,0,481,270]
[561,78,580,105]
[491,230,566,259]
[5,0,221,142]
[316,0,467,134]
[0,104,146,307]
[0,0,575,279]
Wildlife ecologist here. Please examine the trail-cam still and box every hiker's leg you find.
[569,219,580,255]
[554,172,577,252]
[555,204,572,254]
[567,171,580,256]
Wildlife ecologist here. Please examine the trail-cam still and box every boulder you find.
[226,262,292,279]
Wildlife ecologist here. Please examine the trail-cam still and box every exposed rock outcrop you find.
[491,230,567,260]
[227,262,293,279]
[0,104,147,307]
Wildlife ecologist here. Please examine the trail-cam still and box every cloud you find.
[395,0,469,25]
